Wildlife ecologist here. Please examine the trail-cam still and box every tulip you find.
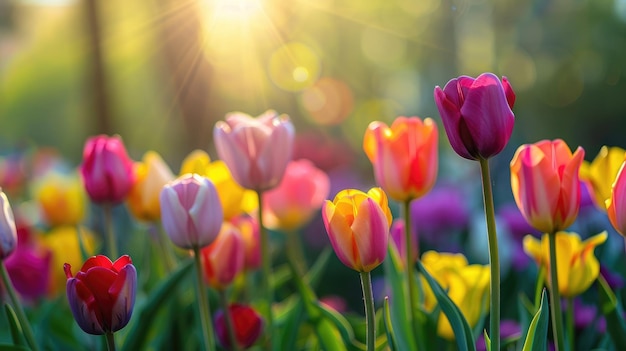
[580,146,626,210]
[214,304,263,349]
[79,135,135,204]
[200,223,245,290]
[0,190,17,260]
[127,151,175,222]
[64,255,136,335]
[263,159,330,230]
[523,231,607,297]
[214,110,295,192]
[608,159,626,236]
[322,188,392,273]
[231,214,261,270]
[179,150,257,221]
[421,250,490,340]
[510,139,585,233]
[32,170,86,227]
[389,219,418,267]
[160,174,223,250]
[363,117,438,201]
[434,73,515,160]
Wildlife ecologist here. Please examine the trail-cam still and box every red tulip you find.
[214,304,263,349]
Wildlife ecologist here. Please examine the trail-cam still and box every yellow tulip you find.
[523,231,607,297]
[580,146,626,210]
[127,151,175,222]
[33,171,86,227]
[420,251,490,340]
[180,150,257,220]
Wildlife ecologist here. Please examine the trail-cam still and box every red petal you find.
[112,255,132,273]
[81,255,114,272]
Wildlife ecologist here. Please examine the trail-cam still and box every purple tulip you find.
[434,73,515,160]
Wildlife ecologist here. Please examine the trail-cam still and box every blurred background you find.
[2,0,626,167]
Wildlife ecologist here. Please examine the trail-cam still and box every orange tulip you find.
[127,151,175,222]
[363,117,438,202]
[607,159,626,236]
[510,139,584,233]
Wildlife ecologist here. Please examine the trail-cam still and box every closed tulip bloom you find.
[434,73,515,160]
[263,159,330,230]
[231,214,261,270]
[0,190,17,260]
[606,160,626,236]
[179,150,256,221]
[214,110,295,191]
[33,171,86,227]
[214,304,263,349]
[160,174,223,249]
[80,135,135,204]
[363,117,438,201]
[421,251,490,340]
[389,219,418,268]
[580,146,626,210]
[523,231,607,297]
[510,139,585,233]
[322,188,392,272]
[64,255,137,335]
[200,223,245,290]
[127,151,175,222]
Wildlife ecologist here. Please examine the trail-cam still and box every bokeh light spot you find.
[269,42,321,92]
[300,77,354,126]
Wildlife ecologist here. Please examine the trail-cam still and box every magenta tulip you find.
[434,73,515,160]
[0,190,17,260]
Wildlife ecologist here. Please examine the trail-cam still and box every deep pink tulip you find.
[64,255,136,335]
[607,160,626,237]
[200,223,245,290]
[0,190,17,260]
[434,73,515,160]
[160,174,223,249]
[214,304,263,349]
[79,135,135,204]
[214,110,295,191]
[389,219,418,267]
[263,159,330,230]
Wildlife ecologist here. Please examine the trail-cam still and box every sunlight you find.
[212,0,263,21]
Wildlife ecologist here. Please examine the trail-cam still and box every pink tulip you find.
[231,214,261,270]
[214,110,295,191]
[79,135,135,204]
[160,174,223,249]
[0,190,17,260]
[434,73,515,160]
[607,160,626,237]
[200,223,245,290]
[389,219,418,267]
[263,159,330,230]
[510,139,585,233]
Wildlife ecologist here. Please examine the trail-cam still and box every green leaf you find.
[417,261,475,351]
[383,297,398,351]
[521,289,549,351]
[121,258,194,351]
[4,304,25,347]
[483,330,491,351]
[597,275,626,349]
[0,344,31,351]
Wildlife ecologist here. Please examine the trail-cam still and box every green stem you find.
[402,199,424,349]
[103,204,117,259]
[360,271,376,351]
[219,290,242,351]
[155,223,176,273]
[548,232,565,351]
[0,262,39,351]
[105,332,116,351]
[76,225,90,262]
[193,247,216,351]
[286,230,307,276]
[256,190,274,350]
[566,297,574,351]
[478,157,500,351]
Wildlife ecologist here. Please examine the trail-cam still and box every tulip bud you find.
[214,304,263,349]
[127,151,175,222]
[200,223,245,290]
[0,190,17,260]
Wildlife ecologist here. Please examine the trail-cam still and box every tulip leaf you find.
[483,330,491,351]
[0,345,30,351]
[417,261,476,351]
[121,258,194,351]
[597,275,626,349]
[314,301,355,346]
[383,297,398,351]
[278,300,305,351]
[4,304,26,347]
[521,289,548,351]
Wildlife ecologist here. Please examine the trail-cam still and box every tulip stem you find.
[359,271,376,351]
[105,332,116,351]
[256,190,274,350]
[478,157,500,351]
[0,262,39,351]
[192,246,216,351]
[402,199,424,349]
[219,290,242,351]
[566,297,574,351]
[103,204,118,259]
[548,232,566,351]
[155,223,176,273]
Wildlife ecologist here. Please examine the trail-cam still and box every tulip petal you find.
[67,278,105,335]
[322,201,358,269]
[108,264,137,331]
[160,186,193,248]
[351,198,389,272]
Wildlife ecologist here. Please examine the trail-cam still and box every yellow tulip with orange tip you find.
[179,150,257,220]
[579,146,626,210]
[420,251,490,341]
[32,171,86,227]
[40,225,97,295]
[523,231,607,297]
[127,151,175,222]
